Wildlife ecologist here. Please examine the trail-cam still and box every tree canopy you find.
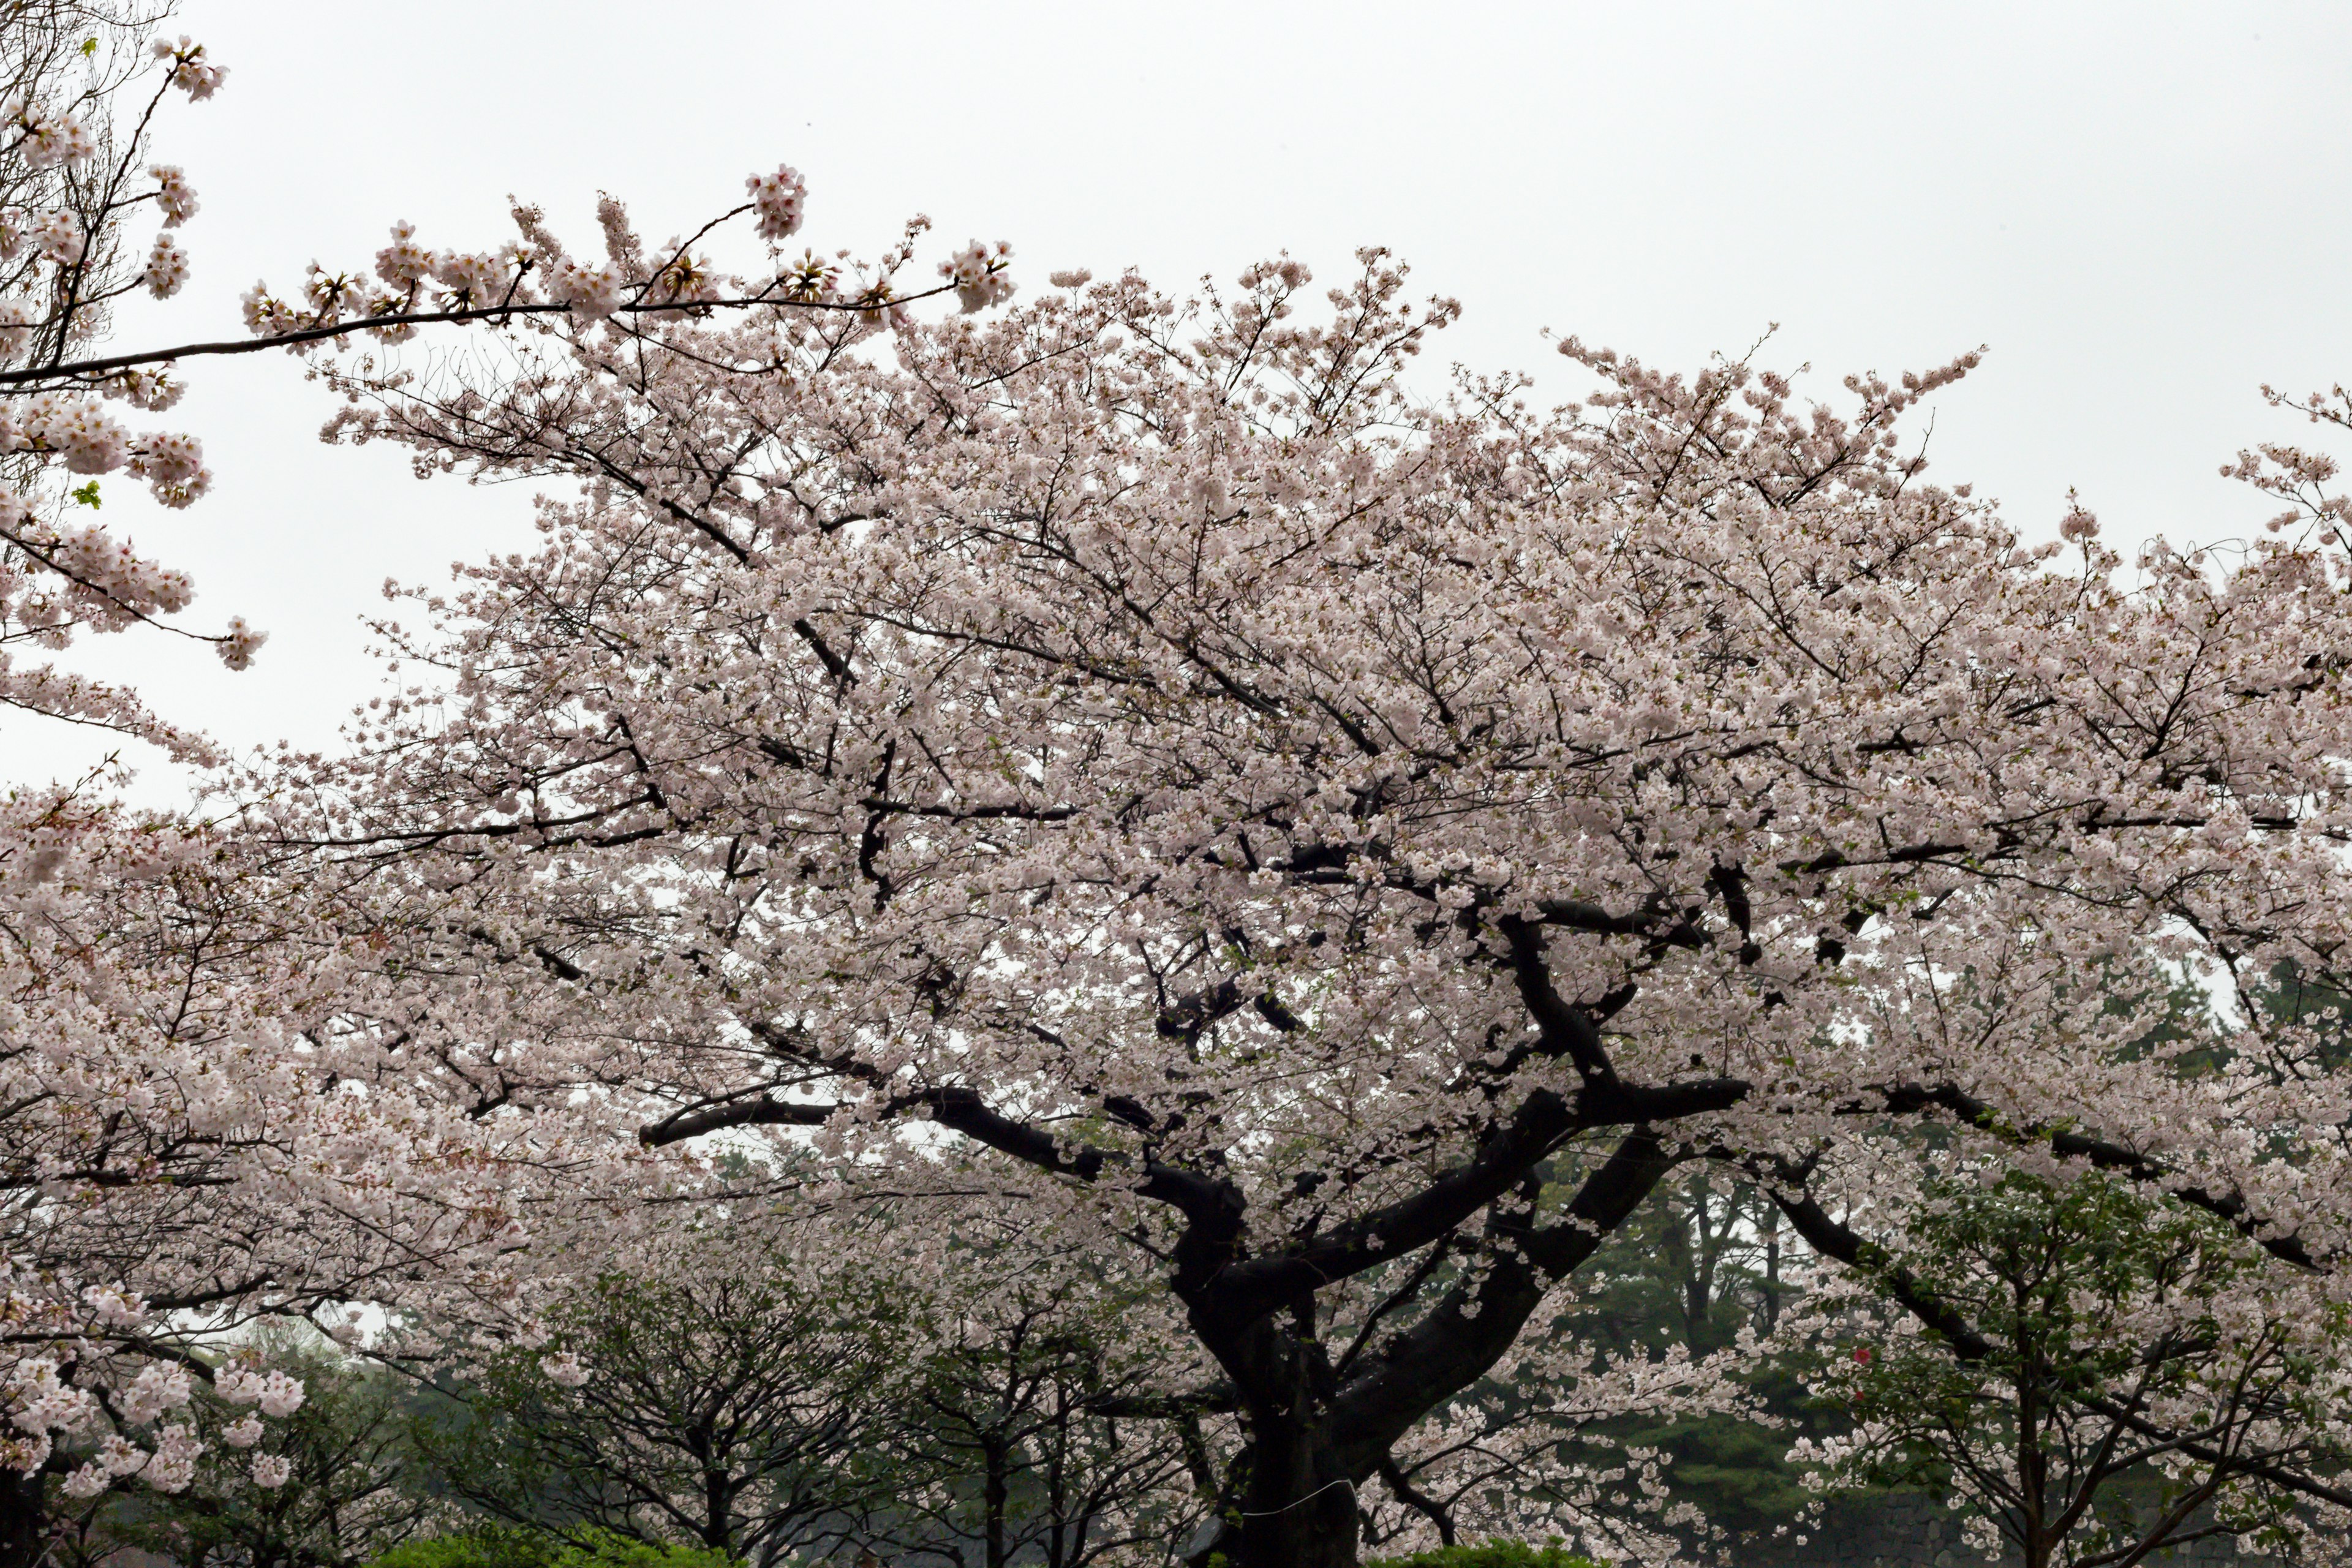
[10,10,2352,1568]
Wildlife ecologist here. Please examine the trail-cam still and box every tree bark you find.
[983,1436,1009,1568]
[0,1469,47,1568]
[1232,1426,1361,1568]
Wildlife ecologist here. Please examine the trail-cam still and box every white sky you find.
[13,0,2352,799]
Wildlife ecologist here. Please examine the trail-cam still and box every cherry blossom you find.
[745,164,806,244]
[141,232,189,298]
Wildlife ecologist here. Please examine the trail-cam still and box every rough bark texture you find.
[0,1470,44,1568]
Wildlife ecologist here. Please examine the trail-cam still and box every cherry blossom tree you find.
[241,188,2352,1567]
[12,7,2352,1563]
[0,776,614,1558]
[0,8,1013,1553]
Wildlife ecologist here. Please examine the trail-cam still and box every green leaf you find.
[70,480,101,509]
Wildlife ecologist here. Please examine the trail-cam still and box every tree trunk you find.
[983,1436,1009,1568]
[1173,1131,1689,1568]
[0,1470,47,1568]
[1229,1425,1361,1568]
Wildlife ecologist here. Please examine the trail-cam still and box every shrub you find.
[553,1531,738,1568]
[366,1529,564,1568]
[1366,1543,1602,1568]
[366,1528,737,1568]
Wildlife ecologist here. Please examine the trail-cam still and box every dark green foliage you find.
[1613,1408,1819,1534]
[1558,1174,1823,1537]
[1365,1542,1601,1568]
[548,1528,740,1568]
[410,1241,908,1562]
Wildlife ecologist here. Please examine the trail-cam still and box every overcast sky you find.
[15,0,2352,799]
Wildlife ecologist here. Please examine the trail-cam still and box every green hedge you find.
[1366,1543,1602,1568]
[366,1529,560,1568]
[366,1528,736,1568]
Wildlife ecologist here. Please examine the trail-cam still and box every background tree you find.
[870,1236,1200,1568]
[1785,1166,2352,1568]
[415,1215,914,1566]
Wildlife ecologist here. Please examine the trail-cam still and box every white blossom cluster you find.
[745,163,805,243]
[149,36,225,100]
[8,97,94,168]
[941,238,1015,312]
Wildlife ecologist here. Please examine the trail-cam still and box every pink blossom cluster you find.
[214,613,266,669]
[149,164,198,224]
[0,206,83,265]
[4,1357,103,1477]
[149,36,227,100]
[248,169,1012,351]
[105,365,186,412]
[9,99,95,168]
[940,238,1015,312]
[0,394,213,508]
[10,391,130,472]
[143,231,190,297]
[547,255,623,318]
[745,164,806,243]
[42,518,196,614]
[213,1368,307,1419]
[61,1424,203,1496]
